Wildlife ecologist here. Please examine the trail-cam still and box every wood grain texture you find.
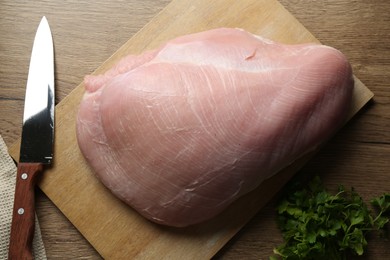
[9,163,43,260]
[5,0,373,258]
[0,0,388,259]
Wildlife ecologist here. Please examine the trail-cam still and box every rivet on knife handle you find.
[8,163,43,260]
[7,16,54,260]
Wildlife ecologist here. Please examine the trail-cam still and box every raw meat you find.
[76,28,354,227]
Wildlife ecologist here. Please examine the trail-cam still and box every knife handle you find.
[8,162,43,260]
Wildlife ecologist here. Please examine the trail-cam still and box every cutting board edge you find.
[6,0,375,258]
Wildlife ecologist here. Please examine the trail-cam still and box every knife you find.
[8,16,54,260]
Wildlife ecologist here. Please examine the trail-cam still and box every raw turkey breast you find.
[76,28,354,227]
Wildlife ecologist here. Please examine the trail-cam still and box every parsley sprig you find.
[270,176,390,260]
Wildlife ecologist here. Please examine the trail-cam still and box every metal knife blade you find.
[8,16,54,260]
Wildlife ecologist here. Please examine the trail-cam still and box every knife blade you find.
[8,16,54,260]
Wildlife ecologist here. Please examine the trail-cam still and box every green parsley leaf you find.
[270,176,390,260]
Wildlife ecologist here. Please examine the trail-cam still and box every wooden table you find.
[1,0,389,259]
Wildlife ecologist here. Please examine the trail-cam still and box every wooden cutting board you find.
[9,0,373,259]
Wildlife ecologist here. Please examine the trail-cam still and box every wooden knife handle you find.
[8,162,43,260]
